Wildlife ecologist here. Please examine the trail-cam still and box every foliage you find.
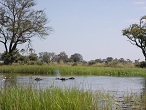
[57,51,69,63]
[1,49,21,64]
[88,60,96,65]
[19,55,29,64]
[38,52,57,63]
[0,0,52,64]
[28,53,38,61]
[105,57,113,63]
[122,15,146,61]
[70,53,83,62]
[48,52,58,62]
[136,61,146,68]
[0,48,141,67]
[39,52,50,63]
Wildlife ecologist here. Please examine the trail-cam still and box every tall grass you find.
[0,86,101,110]
[0,65,146,77]
[0,86,145,110]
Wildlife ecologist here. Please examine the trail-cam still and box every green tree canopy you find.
[57,52,68,63]
[70,53,83,62]
[39,52,50,63]
[0,0,52,64]
[122,16,146,61]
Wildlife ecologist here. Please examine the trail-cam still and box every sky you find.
[1,0,146,61]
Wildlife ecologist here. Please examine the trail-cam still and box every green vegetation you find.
[0,0,52,64]
[123,15,146,61]
[0,86,145,110]
[0,64,146,77]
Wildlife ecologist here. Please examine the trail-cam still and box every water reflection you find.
[0,73,146,95]
[0,74,18,88]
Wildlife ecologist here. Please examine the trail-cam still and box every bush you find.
[139,61,146,68]
[107,61,135,68]
[88,60,96,65]
[72,62,78,66]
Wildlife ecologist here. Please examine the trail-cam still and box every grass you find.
[0,64,146,77]
[0,64,146,109]
[0,86,100,110]
[0,86,145,110]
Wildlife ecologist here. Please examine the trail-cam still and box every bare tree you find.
[0,0,52,64]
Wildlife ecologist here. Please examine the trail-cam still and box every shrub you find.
[139,61,146,68]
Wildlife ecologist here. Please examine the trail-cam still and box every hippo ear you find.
[55,78,60,80]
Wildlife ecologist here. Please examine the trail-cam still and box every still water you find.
[0,73,146,95]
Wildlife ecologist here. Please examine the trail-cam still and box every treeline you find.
[0,49,84,65]
[0,48,144,67]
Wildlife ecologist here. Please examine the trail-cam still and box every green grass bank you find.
[0,65,146,77]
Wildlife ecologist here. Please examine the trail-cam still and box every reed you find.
[0,86,101,110]
[0,65,146,77]
[0,86,145,110]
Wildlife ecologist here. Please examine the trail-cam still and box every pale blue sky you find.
[1,0,146,61]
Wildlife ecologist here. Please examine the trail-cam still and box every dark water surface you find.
[0,73,146,95]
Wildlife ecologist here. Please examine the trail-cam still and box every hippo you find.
[68,77,75,80]
[35,77,42,81]
[55,77,68,81]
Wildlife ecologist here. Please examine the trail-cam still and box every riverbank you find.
[0,65,146,77]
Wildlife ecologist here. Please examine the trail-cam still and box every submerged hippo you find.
[55,77,75,81]
[35,77,42,81]
[68,77,75,80]
[55,77,67,81]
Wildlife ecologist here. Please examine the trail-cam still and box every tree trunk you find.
[142,49,146,61]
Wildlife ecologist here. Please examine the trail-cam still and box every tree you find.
[95,58,103,63]
[1,49,21,63]
[0,0,52,64]
[122,16,146,61]
[57,52,68,63]
[106,57,113,63]
[39,52,50,63]
[48,52,58,62]
[70,53,83,62]
[28,53,38,61]
[118,58,125,63]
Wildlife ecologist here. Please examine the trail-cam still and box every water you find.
[1,73,145,109]
[0,73,145,95]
